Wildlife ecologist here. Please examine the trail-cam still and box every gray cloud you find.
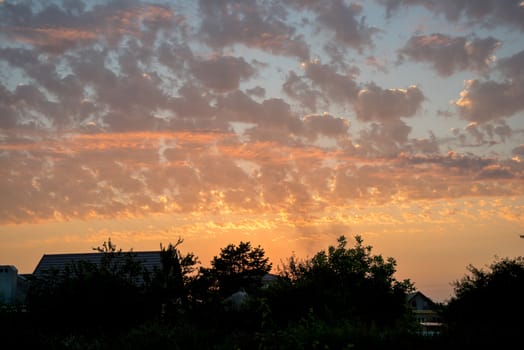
[170,84,216,120]
[446,120,513,149]
[198,0,309,59]
[302,113,350,140]
[497,49,524,80]
[190,55,256,92]
[454,50,524,123]
[314,1,378,51]
[0,1,179,54]
[216,91,302,138]
[303,61,360,105]
[356,120,413,156]
[246,86,266,98]
[476,164,515,180]
[483,121,512,143]
[400,151,505,177]
[512,144,524,156]
[377,0,524,31]
[455,79,524,123]
[288,0,379,51]
[406,131,440,154]
[353,83,424,122]
[282,70,323,112]
[0,85,17,128]
[399,34,500,76]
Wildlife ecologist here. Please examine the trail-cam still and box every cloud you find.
[198,0,309,59]
[405,132,440,154]
[357,120,413,156]
[366,55,389,73]
[484,121,512,142]
[454,50,524,123]
[1,36,185,131]
[513,144,524,156]
[217,90,285,121]
[0,47,89,126]
[313,1,378,51]
[302,60,360,105]
[288,0,379,51]
[0,2,178,53]
[283,59,425,155]
[497,49,524,80]
[0,85,17,128]
[455,120,512,147]
[399,152,524,183]
[464,122,488,145]
[190,55,256,92]
[246,86,266,98]
[7,26,98,53]
[377,0,524,31]
[165,83,221,126]
[455,79,524,123]
[476,164,515,180]
[282,70,323,112]
[398,34,500,76]
[0,0,522,228]
[1,128,523,224]
[302,113,350,140]
[353,84,424,122]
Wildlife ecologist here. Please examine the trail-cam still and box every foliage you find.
[201,241,272,297]
[444,256,524,347]
[93,238,147,285]
[26,239,154,333]
[256,308,356,350]
[18,234,486,349]
[274,235,414,327]
[148,237,199,315]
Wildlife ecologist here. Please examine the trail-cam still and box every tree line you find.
[1,235,523,349]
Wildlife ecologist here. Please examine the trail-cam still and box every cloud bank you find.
[0,0,522,226]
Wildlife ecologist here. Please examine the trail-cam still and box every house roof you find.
[407,291,434,303]
[407,291,437,311]
[33,251,163,278]
[261,273,278,283]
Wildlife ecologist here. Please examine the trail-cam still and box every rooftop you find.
[33,251,163,278]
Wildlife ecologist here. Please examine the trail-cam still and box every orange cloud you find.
[1,127,523,225]
[4,4,176,53]
[11,26,98,46]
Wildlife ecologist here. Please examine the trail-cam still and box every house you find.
[261,273,279,288]
[0,265,29,305]
[33,251,163,285]
[224,288,249,311]
[407,291,444,336]
[0,265,18,304]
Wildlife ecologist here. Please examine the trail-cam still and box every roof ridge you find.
[33,251,163,275]
[41,250,161,256]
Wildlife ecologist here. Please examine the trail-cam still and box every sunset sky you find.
[1,0,523,302]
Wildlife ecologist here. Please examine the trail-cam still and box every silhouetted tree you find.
[93,237,146,285]
[196,241,272,299]
[150,237,199,317]
[444,256,524,347]
[273,235,414,328]
[26,238,151,333]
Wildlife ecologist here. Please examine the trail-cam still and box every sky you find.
[0,0,523,303]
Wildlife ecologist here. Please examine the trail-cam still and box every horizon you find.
[1,0,523,305]
[7,229,524,303]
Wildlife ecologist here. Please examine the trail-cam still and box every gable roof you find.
[33,251,162,278]
[407,291,437,310]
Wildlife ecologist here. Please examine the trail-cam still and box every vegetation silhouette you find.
[26,238,154,333]
[2,235,523,349]
[444,256,524,348]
